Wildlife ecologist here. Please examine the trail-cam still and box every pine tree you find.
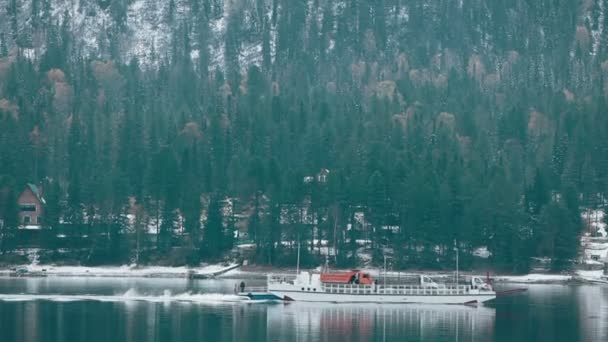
[224,8,242,92]
[0,186,19,254]
[526,169,549,215]
[0,33,8,57]
[262,17,271,71]
[8,0,19,40]
[43,179,62,230]
[158,148,180,252]
[40,24,63,72]
[367,170,387,253]
[540,200,581,272]
[201,194,224,260]
[181,152,202,243]
[0,0,605,270]
[248,201,261,248]
[159,202,177,252]
[67,112,83,228]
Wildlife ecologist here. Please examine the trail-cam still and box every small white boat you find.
[240,270,497,305]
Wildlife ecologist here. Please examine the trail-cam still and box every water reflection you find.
[3,299,495,342]
[576,285,608,342]
[265,304,496,342]
[2,278,608,342]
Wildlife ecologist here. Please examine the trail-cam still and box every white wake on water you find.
[0,288,248,304]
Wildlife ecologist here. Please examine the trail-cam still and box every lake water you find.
[0,277,606,342]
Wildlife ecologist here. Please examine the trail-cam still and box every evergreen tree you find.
[367,170,387,252]
[0,0,605,269]
[0,33,7,57]
[43,179,62,230]
[201,195,224,260]
[540,200,581,272]
[66,113,84,228]
[0,186,19,254]
[262,17,271,71]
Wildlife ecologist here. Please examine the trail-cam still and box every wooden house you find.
[17,183,46,229]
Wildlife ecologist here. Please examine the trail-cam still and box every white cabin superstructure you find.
[242,271,497,305]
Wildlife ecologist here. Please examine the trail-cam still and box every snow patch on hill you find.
[579,208,607,282]
[125,0,171,64]
[1,0,267,69]
[582,209,606,238]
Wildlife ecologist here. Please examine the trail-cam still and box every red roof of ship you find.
[320,271,374,284]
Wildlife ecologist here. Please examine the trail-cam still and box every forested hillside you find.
[1,0,608,272]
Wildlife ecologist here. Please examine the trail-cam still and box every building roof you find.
[26,183,46,204]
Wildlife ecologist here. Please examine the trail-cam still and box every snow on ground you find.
[126,0,172,64]
[0,263,240,279]
[358,250,372,265]
[13,248,41,265]
[582,209,607,237]
[239,42,262,67]
[576,269,608,283]
[579,208,608,273]
[590,0,605,57]
[577,270,605,279]
[473,246,492,258]
[50,0,112,59]
[582,241,608,261]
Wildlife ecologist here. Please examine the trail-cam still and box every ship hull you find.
[267,290,496,304]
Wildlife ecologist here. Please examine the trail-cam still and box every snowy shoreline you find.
[0,263,241,279]
[1,264,604,285]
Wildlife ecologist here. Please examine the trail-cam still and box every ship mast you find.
[296,240,301,274]
[454,240,459,284]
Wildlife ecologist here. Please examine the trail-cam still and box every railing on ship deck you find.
[321,283,475,295]
[268,274,298,285]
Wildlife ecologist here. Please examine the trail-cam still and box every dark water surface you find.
[0,277,606,342]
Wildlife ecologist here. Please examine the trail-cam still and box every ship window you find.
[313,288,316,292]
[301,288,305,291]
[307,288,310,291]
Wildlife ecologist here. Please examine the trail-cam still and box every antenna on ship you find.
[296,240,301,274]
[383,254,387,288]
[454,239,459,284]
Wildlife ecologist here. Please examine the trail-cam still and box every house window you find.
[20,203,37,212]
[23,216,31,224]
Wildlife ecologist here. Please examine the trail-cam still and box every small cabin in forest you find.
[303,169,331,184]
[316,169,330,183]
[18,183,46,229]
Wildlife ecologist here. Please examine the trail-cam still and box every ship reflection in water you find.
[265,304,495,342]
[2,278,607,342]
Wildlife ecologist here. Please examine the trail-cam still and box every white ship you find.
[240,270,498,305]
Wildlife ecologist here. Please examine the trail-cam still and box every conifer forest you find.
[1,0,608,273]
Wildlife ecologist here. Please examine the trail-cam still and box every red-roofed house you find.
[18,183,46,229]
